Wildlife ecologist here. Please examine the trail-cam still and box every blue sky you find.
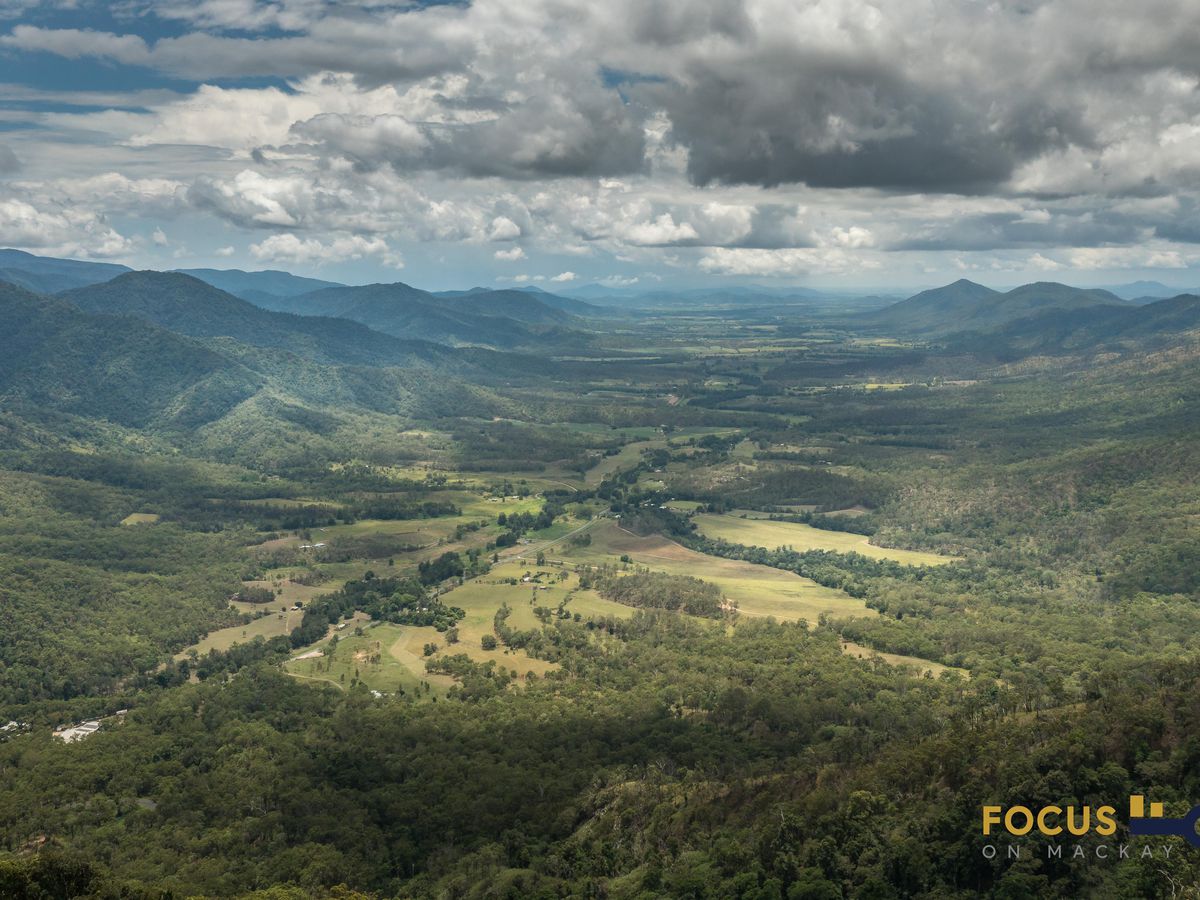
[1,0,1200,292]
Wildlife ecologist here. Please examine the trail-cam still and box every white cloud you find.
[620,213,699,246]
[249,233,404,268]
[487,216,522,241]
[1064,246,1195,269]
[6,0,1200,285]
[215,245,235,257]
[599,275,639,287]
[698,247,880,277]
[829,226,874,249]
[1028,253,1064,271]
[0,198,132,258]
[550,271,577,282]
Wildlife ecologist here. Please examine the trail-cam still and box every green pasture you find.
[692,513,957,566]
[559,521,873,623]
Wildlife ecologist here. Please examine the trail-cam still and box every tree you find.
[481,634,498,651]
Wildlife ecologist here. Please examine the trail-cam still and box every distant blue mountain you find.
[175,267,346,300]
[0,248,131,293]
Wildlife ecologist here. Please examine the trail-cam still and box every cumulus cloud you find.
[1063,246,1196,269]
[249,232,403,267]
[699,247,880,277]
[487,216,521,242]
[620,213,699,246]
[0,198,132,258]
[550,271,576,282]
[6,0,1200,281]
[10,0,1200,201]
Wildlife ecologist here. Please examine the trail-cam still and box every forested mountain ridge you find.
[0,279,523,463]
[250,280,590,347]
[0,251,600,352]
[61,271,463,368]
[869,278,1129,334]
[175,267,345,299]
[434,284,604,317]
[0,248,131,294]
[0,281,263,431]
[947,292,1200,357]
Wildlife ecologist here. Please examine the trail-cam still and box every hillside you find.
[0,281,261,431]
[176,267,345,300]
[0,279,523,463]
[1103,280,1199,302]
[435,285,604,317]
[61,271,455,368]
[866,279,1128,334]
[0,248,131,293]
[251,281,585,347]
[951,292,1200,357]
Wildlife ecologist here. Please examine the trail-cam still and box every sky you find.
[1,0,1200,292]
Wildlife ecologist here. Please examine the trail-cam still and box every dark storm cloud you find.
[650,52,1092,193]
[891,211,1147,252]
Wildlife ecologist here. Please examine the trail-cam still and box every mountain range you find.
[0,248,132,293]
[175,267,345,305]
[2,250,1200,411]
[61,272,456,368]
[0,265,555,461]
[865,280,1130,333]
[249,281,591,347]
[863,277,1200,357]
[0,249,600,349]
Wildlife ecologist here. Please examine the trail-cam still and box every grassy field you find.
[840,640,967,679]
[181,608,304,657]
[283,559,620,695]
[285,622,455,696]
[559,521,873,623]
[692,513,957,566]
[120,513,160,526]
[217,485,946,690]
[585,439,667,485]
[179,573,347,657]
[433,558,631,668]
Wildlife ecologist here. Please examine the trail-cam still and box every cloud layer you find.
[1,0,1200,286]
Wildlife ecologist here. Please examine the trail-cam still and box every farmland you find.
[559,520,872,622]
[692,512,957,566]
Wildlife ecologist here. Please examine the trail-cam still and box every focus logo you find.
[983,795,1200,845]
[982,804,1117,838]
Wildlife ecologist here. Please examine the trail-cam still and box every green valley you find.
[2,254,1200,899]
